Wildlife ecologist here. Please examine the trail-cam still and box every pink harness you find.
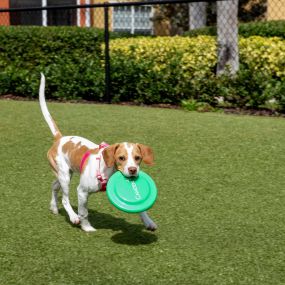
[79,142,109,191]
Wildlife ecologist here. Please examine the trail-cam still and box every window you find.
[9,0,77,26]
[10,0,42,25]
[47,0,76,26]
[113,5,153,35]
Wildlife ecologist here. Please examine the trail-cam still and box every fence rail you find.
[0,0,221,12]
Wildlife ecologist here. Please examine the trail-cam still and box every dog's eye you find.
[119,156,126,161]
[134,156,141,161]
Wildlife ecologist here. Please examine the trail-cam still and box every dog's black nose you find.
[128,167,137,175]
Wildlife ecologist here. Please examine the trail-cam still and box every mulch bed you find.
[223,108,285,117]
[1,94,284,117]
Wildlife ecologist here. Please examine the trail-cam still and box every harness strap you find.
[96,142,109,191]
[79,142,109,191]
[96,157,108,191]
[80,151,91,173]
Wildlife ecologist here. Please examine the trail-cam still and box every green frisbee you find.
[106,171,158,213]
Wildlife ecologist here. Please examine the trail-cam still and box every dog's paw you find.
[146,222,158,232]
[50,206,59,215]
[81,225,96,232]
[70,215,80,225]
[80,220,96,232]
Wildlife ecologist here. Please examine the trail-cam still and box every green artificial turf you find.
[1,100,285,285]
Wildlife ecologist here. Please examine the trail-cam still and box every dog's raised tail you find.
[39,73,62,140]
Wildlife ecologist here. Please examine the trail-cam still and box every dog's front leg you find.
[139,211,157,231]
[77,185,96,232]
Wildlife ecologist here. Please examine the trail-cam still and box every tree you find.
[216,0,239,76]
[238,0,266,22]
[152,3,189,35]
[152,0,265,36]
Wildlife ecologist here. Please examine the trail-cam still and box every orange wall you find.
[267,0,285,20]
[80,0,86,27]
[0,0,9,9]
[0,0,10,26]
[92,0,112,29]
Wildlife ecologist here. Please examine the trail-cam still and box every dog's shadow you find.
[60,208,158,245]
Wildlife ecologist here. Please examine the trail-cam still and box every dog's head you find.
[102,143,154,177]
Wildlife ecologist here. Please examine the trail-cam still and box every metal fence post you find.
[104,5,111,103]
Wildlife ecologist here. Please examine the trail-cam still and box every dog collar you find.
[99,142,109,149]
[80,142,109,191]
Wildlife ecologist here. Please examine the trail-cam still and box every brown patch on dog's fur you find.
[102,143,120,168]
[113,144,129,172]
[47,139,100,175]
[47,139,61,176]
[54,132,62,141]
[51,118,62,141]
[62,140,99,172]
[136,144,154,165]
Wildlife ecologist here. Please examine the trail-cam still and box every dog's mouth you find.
[128,173,139,178]
[116,165,139,178]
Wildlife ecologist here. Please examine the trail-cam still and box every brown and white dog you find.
[39,74,157,232]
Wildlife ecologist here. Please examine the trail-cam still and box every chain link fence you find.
[0,0,284,34]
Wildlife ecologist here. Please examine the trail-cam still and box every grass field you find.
[1,100,285,285]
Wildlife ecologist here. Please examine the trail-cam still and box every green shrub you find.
[0,26,105,100]
[184,20,285,39]
[272,79,285,111]
[239,20,285,38]
[184,26,216,37]
[110,36,217,104]
[110,36,285,110]
[181,99,215,112]
[1,27,285,112]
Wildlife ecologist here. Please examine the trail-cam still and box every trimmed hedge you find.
[184,20,285,39]
[110,36,285,110]
[0,26,105,100]
[1,26,285,112]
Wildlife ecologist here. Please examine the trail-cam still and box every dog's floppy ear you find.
[102,144,119,167]
[137,144,154,166]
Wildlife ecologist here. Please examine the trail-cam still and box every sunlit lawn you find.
[1,100,285,285]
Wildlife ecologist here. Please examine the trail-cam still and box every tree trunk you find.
[216,0,239,76]
[189,2,207,30]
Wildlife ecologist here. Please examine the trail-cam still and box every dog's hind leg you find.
[50,179,60,214]
[58,167,80,225]
[77,185,96,232]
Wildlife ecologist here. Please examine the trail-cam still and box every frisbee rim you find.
[106,171,157,213]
